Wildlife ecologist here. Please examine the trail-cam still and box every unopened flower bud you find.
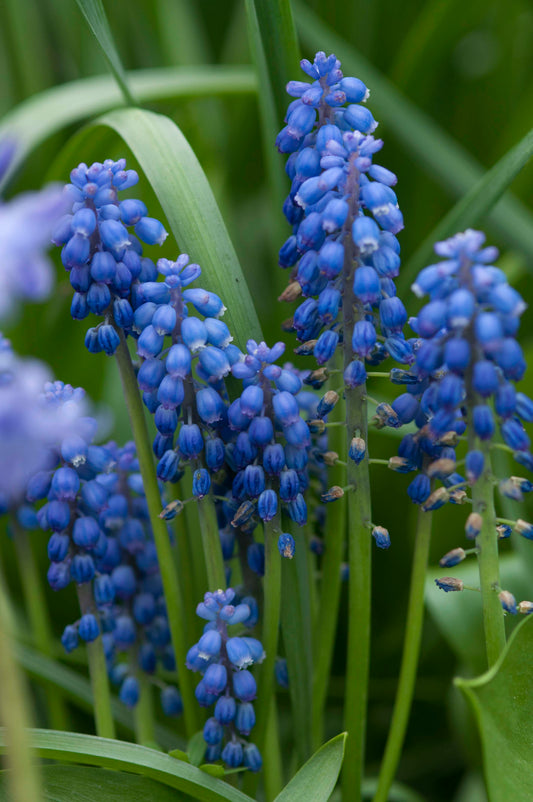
[497,524,512,539]
[349,437,365,465]
[303,367,329,388]
[317,390,339,419]
[499,590,517,615]
[422,487,449,512]
[321,485,345,502]
[159,499,184,520]
[232,500,255,528]
[438,431,459,447]
[498,479,523,502]
[321,451,339,466]
[427,458,456,479]
[372,526,390,549]
[387,456,410,472]
[278,282,302,302]
[510,476,533,493]
[308,419,326,434]
[294,339,318,355]
[435,577,464,592]
[439,547,466,568]
[281,316,295,332]
[465,512,482,539]
[518,600,533,615]
[515,519,533,539]
[449,488,467,504]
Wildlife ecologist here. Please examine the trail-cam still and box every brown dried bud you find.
[278,281,302,302]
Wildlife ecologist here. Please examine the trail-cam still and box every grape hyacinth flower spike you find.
[405,229,533,665]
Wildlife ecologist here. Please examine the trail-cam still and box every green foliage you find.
[456,617,533,801]
[0,765,189,802]
[273,733,346,802]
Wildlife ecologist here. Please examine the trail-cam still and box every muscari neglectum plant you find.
[2,4,533,802]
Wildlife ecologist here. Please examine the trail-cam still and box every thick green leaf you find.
[425,553,532,674]
[0,765,186,802]
[0,730,254,802]
[403,127,533,288]
[187,732,206,768]
[75,0,135,104]
[294,2,533,269]
[456,616,533,801]
[14,643,180,751]
[250,0,300,123]
[0,65,255,192]
[273,733,346,802]
[87,107,262,348]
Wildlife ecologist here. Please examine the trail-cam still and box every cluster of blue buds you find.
[386,230,533,609]
[27,408,180,713]
[186,589,263,771]
[53,159,168,355]
[277,51,410,382]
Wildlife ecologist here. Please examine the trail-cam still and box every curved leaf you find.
[274,733,346,802]
[0,765,185,802]
[403,127,533,288]
[86,107,262,347]
[0,65,255,191]
[14,643,180,751]
[455,616,533,801]
[0,729,254,802]
[294,1,533,268]
[74,0,134,104]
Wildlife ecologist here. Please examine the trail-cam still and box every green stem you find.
[134,676,156,747]
[242,513,282,799]
[0,570,43,802]
[472,442,506,666]
[263,699,283,800]
[76,584,116,739]
[11,517,68,730]
[312,378,346,751]
[114,336,200,735]
[341,158,371,802]
[372,507,433,802]
[171,485,198,650]
[197,495,226,590]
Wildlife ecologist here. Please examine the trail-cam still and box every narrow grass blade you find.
[0,65,256,192]
[273,733,346,802]
[0,729,255,802]
[402,127,533,290]
[251,0,300,123]
[75,0,135,105]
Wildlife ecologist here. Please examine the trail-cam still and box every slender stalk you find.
[134,676,156,747]
[242,513,282,799]
[76,584,116,739]
[197,495,226,590]
[171,487,198,650]
[263,699,283,800]
[0,570,43,802]
[312,378,346,750]
[11,517,68,730]
[114,335,200,735]
[472,442,506,666]
[341,158,372,802]
[372,507,433,802]
[181,473,209,603]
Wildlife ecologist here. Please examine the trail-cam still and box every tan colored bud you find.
[278,281,302,302]
[427,458,456,478]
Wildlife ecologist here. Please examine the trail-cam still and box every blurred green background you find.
[2,1,533,799]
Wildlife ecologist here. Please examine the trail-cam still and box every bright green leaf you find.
[168,749,190,763]
[199,765,225,778]
[0,65,255,192]
[74,0,135,105]
[273,732,346,802]
[0,730,254,802]
[456,616,533,801]
[87,107,262,348]
[0,765,187,802]
[404,127,533,287]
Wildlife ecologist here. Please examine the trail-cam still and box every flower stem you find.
[472,441,506,666]
[76,583,116,739]
[0,569,43,802]
[134,675,156,747]
[372,506,433,802]
[114,334,200,734]
[197,495,226,590]
[342,159,372,802]
[312,377,346,751]
[11,516,68,730]
[243,512,282,798]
